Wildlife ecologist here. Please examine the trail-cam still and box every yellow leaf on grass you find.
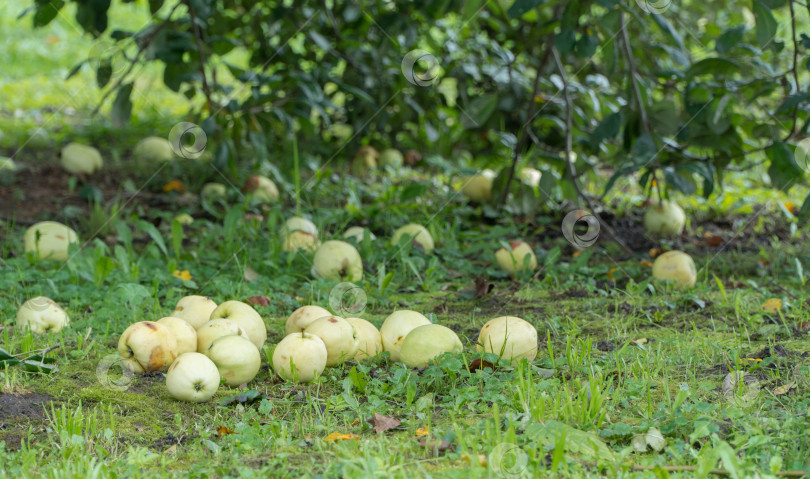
[461,453,488,466]
[572,251,582,258]
[762,298,782,312]
[324,433,358,442]
[415,427,430,437]
[773,380,797,395]
[163,179,187,193]
[607,268,617,280]
[173,270,192,281]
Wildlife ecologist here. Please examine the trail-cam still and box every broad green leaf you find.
[686,58,741,78]
[652,14,684,51]
[799,192,810,220]
[136,219,168,256]
[591,111,623,147]
[715,25,747,54]
[33,0,65,27]
[775,93,810,114]
[507,0,546,17]
[460,94,498,129]
[766,142,803,191]
[525,420,615,462]
[648,100,679,136]
[753,0,778,49]
[96,60,112,89]
[111,83,133,127]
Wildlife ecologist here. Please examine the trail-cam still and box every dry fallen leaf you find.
[632,338,648,346]
[607,268,617,280]
[572,251,582,258]
[773,380,797,395]
[474,277,493,299]
[762,298,782,312]
[243,266,260,282]
[648,247,666,259]
[163,444,178,455]
[461,453,488,467]
[640,260,654,268]
[367,412,401,434]
[467,358,497,372]
[216,425,234,437]
[415,427,430,437]
[702,232,724,247]
[163,179,187,193]
[324,432,359,442]
[417,437,452,454]
[246,295,270,307]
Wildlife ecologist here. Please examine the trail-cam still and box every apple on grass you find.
[16,297,69,333]
[379,310,431,362]
[460,169,496,203]
[304,316,359,366]
[283,231,320,253]
[400,324,463,368]
[343,226,375,243]
[24,221,79,262]
[379,148,404,168]
[280,216,318,239]
[272,332,328,383]
[352,146,379,176]
[118,321,178,373]
[476,316,538,361]
[391,224,434,253]
[285,305,332,334]
[156,317,197,355]
[133,136,175,163]
[243,175,279,203]
[519,167,542,188]
[201,182,227,202]
[61,142,103,175]
[166,352,220,402]
[311,240,364,282]
[196,318,250,353]
[643,200,686,237]
[495,241,537,277]
[652,250,697,288]
[172,295,218,329]
[205,335,261,387]
[344,317,382,360]
[209,300,267,350]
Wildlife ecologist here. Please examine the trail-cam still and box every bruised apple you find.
[156,317,197,355]
[24,221,79,262]
[476,316,538,361]
[380,310,431,362]
[243,175,279,203]
[118,321,178,373]
[196,318,249,353]
[272,332,328,382]
[16,296,69,333]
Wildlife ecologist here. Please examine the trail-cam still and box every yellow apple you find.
[380,310,431,362]
[156,317,197,355]
[16,296,69,333]
[343,226,375,243]
[243,174,279,203]
[283,231,320,253]
[495,241,537,277]
[285,305,332,334]
[460,169,496,202]
[643,200,686,237]
[400,324,463,368]
[519,167,542,187]
[200,182,227,201]
[379,148,404,168]
[280,216,318,239]
[24,221,79,262]
[345,317,382,360]
[205,335,261,386]
[165,352,220,402]
[391,224,434,253]
[133,136,175,163]
[117,321,178,373]
[172,295,217,329]
[311,240,363,281]
[272,332,328,382]
[61,142,103,174]
[652,250,697,288]
[196,318,249,353]
[209,300,267,350]
[304,316,359,366]
[476,316,538,361]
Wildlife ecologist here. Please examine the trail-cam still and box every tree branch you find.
[552,46,634,255]
[619,11,649,133]
[186,0,214,115]
[785,0,800,141]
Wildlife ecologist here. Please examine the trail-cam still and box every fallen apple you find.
[311,240,364,282]
[0,157,16,172]
[172,295,218,329]
[344,317,382,360]
[280,216,319,239]
[379,148,404,168]
[61,142,103,175]
[652,250,697,288]
[24,221,79,262]
[460,169,496,203]
[495,241,537,277]
[200,182,227,201]
[343,226,375,243]
[133,136,175,163]
[16,296,69,334]
[118,321,178,373]
[283,231,320,253]
[174,213,194,225]
[206,335,261,386]
[476,316,538,361]
[209,300,267,350]
[196,318,250,353]
[400,324,463,368]
[391,224,435,253]
[352,145,379,176]
[285,305,332,334]
[272,332,328,383]
[156,317,197,355]
[165,352,220,402]
[519,167,542,188]
[380,310,431,362]
[304,316,359,366]
[643,200,686,237]
[243,174,279,203]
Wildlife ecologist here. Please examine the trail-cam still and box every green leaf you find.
[66,60,87,80]
[648,100,679,136]
[96,60,113,88]
[149,0,165,14]
[753,0,778,49]
[0,348,15,361]
[686,58,741,78]
[766,142,803,191]
[775,93,810,114]
[136,219,168,256]
[111,83,133,127]
[715,25,747,54]
[460,94,498,129]
[759,0,787,7]
[308,31,332,51]
[171,220,184,259]
[652,14,684,51]
[555,29,576,55]
[525,420,615,462]
[33,0,64,27]
[507,0,547,18]
[663,167,696,195]
[591,112,623,147]
[798,192,810,220]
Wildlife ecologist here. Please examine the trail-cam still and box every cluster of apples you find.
[643,199,697,288]
[275,305,539,383]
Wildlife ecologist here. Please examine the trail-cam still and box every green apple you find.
[652,250,697,288]
[280,216,319,239]
[165,352,220,402]
[272,332,328,383]
[0,157,16,172]
[200,182,227,201]
[311,240,363,281]
[205,335,261,387]
[519,167,542,187]
[495,241,537,277]
[156,317,197,356]
[380,310,431,362]
[173,213,194,225]
[283,231,320,253]
[196,318,249,353]
[304,316,359,366]
[379,148,404,168]
[344,317,382,360]
[460,169,496,203]
[16,296,69,333]
[117,321,178,373]
[209,300,267,350]
[392,224,434,253]
[24,221,79,262]
[243,175,279,203]
[400,324,463,368]
[172,295,217,329]
[133,136,175,163]
[351,145,379,176]
[476,316,538,361]
[643,200,686,237]
[285,305,332,334]
[61,142,103,175]
[343,226,375,243]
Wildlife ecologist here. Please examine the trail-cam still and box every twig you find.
[186,0,214,115]
[12,343,61,359]
[91,2,182,115]
[619,11,649,133]
[784,0,800,141]
[552,46,634,255]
